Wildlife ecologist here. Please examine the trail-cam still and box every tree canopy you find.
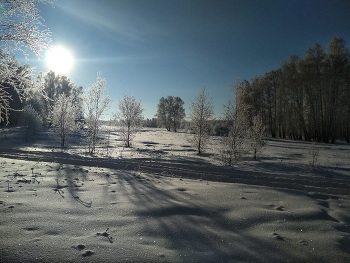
[156,96,185,132]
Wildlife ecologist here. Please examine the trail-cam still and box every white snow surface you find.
[0,127,350,262]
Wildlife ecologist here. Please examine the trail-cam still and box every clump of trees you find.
[144,118,157,128]
[156,96,185,132]
[216,38,350,164]
[39,71,83,124]
[244,38,350,143]
[189,87,214,154]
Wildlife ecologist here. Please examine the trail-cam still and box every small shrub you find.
[309,142,320,168]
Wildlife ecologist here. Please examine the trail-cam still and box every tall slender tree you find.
[189,87,214,154]
[156,97,171,131]
[249,114,266,159]
[84,73,110,154]
[220,80,251,165]
[50,94,78,147]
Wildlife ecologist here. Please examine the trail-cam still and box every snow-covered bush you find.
[309,142,320,168]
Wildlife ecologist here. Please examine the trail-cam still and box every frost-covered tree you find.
[0,0,53,125]
[156,96,185,132]
[156,97,170,131]
[249,114,266,159]
[189,87,214,154]
[220,80,251,165]
[36,71,83,123]
[170,96,186,132]
[117,94,143,147]
[49,94,78,147]
[84,73,110,154]
[102,119,115,157]
[20,105,43,142]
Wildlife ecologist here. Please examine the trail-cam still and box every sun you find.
[46,46,74,74]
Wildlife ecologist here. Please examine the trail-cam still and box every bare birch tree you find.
[49,94,78,147]
[117,94,143,147]
[249,114,266,159]
[189,87,214,154]
[84,73,110,154]
[220,80,251,165]
[0,0,53,125]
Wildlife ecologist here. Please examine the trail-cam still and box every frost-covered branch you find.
[0,0,53,125]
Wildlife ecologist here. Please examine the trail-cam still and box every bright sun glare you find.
[46,46,73,74]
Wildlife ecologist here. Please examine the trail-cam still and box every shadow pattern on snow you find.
[106,170,349,262]
[0,148,350,195]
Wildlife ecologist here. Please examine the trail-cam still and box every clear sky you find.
[28,0,350,119]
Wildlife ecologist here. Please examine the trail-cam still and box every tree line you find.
[242,38,350,143]
[155,38,350,145]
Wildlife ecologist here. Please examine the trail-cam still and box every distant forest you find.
[239,37,349,143]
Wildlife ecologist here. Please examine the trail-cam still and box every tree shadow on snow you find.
[108,171,341,262]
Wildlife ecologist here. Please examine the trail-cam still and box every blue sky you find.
[28,0,350,119]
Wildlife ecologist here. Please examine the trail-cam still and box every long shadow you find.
[1,145,348,262]
[266,138,350,151]
[109,171,344,262]
[1,148,350,195]
[53,164,92,207]
[253,157,350,179]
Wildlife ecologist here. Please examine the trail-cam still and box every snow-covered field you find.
[1,127,350,262]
